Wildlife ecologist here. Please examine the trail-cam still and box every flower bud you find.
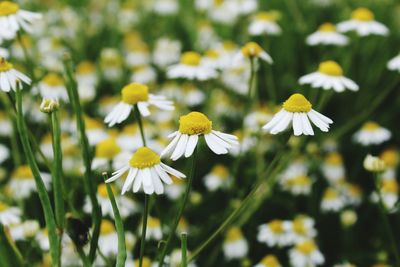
[363,154,386,172]
[40,98,59,113]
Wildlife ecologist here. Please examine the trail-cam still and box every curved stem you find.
[158,147,198,267]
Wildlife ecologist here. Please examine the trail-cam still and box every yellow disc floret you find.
[269,220,284,233]
[42,73,64,87]
[318,61,343,76]
[241,42,263,57]
[0,1,19,16]
[0,58,13,72]
[129,147,160,169]
[121,83,149,104]
[282,94,312,113]
[148,217,161,228]
[179,112,212,135]
[212,165,229,180]
[255,11,275,21]
[180,52,202,66]
[0,202,8,212]
[225,227,243,242]
[12,165,33,180]
[325,152,343,165]
[134,257,152,267]
[351,8,374,21]
[100,220,115,235]
[95,139,121,159]
[362,121,380,131]
[261,255,280,267]
[98,184,116,198]
[380,149,399,167]
[296,240,316,254]
[76,61,96,74]
[318,23,336,32]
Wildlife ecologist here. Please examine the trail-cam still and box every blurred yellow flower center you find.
[179,112,212,135]
[296,240,316,254]
[180,52,202,66]
[283,93,312,113]
[42,73,64,87]
[255,12,275,21]
[148,217,161,228]
[0,202,8,211]
[382,180,398,193]
[318,61,343,76]
[129,147,160,169]
[205,49,220,59]
[98,184,116,198]
[226,227,242,242]
[241,42,263,57]
[0,58,13,72]
[261,255,280,267]
[325,152,343,165]
[76,61,95,74]
[212,165,229,179]
[0,1,19,16]
[362,121,380,131]
[13,165,33,180]
[95,139,121,159]
[318,23,336,32]
[269,220,284,233]
[290,175,311,186]
[85,116,102,130]
[380,149,398,167]
[134,258,151,267]
[121,83,149,104]
[324,188,338,200]
[292,218,306,234]
[100,220,115,235]
[351,8,374,21]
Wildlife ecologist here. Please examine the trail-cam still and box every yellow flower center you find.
[255,11,275,21]
[292,218,306,234]
[351,8,374,21]
[12,165,33,180]
[172,175,184,185]
[95,139,121,159]
[0,58,13,72]
[129,147,160,169]
[76,61,96,74]
[0,202,8,212]
[179,112,212,135]
[42,73,64,87]
[318,61,343,76]
[282,94,312,113]
[269,220,284,234]
[382,180,398,193]
[222,41,236,51]
[362,121,380,131]
[324,188,338,200]
[325,152,343,165]
[380,149,398,167]
[205,49,220,59]
[212,165,229,180]
[318,23,336,32]
[121,83,149,104]
[241,42,263,58]
[289,175,311,186]
[85,116,102,130]
[148,217,161,228]
[134,258,151,267]
[261,255,280,267]
[100,220,115,235]
[180,52,202,66]
[98,184,116,198]
[0,1,19,16]
[226,227,242,242]
[296,240,316,254]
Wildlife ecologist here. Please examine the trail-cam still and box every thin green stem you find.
[103,173,126,267]
[76,246,92,267]
[135,105,147,146]
[139,195,150,267]
[158,147,198,267]
[63,58,101,263]
[181,233,188,267]
[15,86,60,266]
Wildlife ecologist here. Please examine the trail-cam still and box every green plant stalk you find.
[76,246,92,267]
[181,233,188,267]
[103,173,126,267]
[158,147,198,267]
[63,58,101,262]
[15,87,60,266]
[374,173,400,266]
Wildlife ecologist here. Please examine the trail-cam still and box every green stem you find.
[181,233,188,267]
[247,57,256,109]
[139,195,150,267]
[158,147,198,267]
[76,246,92,267]
[15,86,60,266]
[63,58,101,263]
[135,105,147,147]
[103,173,126,267]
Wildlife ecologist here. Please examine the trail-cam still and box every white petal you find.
[121,168,138,194]
[154,165,173,184]
[184,135,198,158]
[160,162,186,178]
[171,134,189,161]
[204,133,228,154]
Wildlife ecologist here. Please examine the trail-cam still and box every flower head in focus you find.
[0,57,31,92]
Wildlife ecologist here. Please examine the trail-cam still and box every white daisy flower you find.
[169,248,197,267]
[152,38,181,68]
[9,220,39,241]
[299,61,358,92]
[387,53,400,72]
[106,147,186,195]
[236,42,273,64]
[249,11,281,36]
[38,73,69,101]
[0,57,31,92]
[0,47,10,58]
[321,187,345,212]
[130,65,157,85]
[337,8,389,37]
[165,176,185,200]
[0,143,9,163]
[223,227,248,260]
[161,111,239,161]
[203,164,232,192]
[257,219,292,247]
[0,201,21,225]
[306,23,349,46]
[254,255,282,267]
[153,0,179,15]
[167,51,218,81]
[84,116,108,146]
[0,28,15,44]
[321,152,346,184]
[91,138,122,170]
[353,121,391,146]
[0,1,42,35]
[76,61,98,102]
[280,173,313,196]
[104,83,174,127]
[289,240,325,267]
[287,215,317,244]
[379,179,398,210]
[262,93,333,136]
[9,165,51,200]
[333,263,356,267]
[145,216,163,240]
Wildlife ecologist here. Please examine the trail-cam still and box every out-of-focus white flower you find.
[75,61,98,103]
[223,227,248,260]
[9,165,51,200]
[0,201,21,225]
[249,11,281,36]
[0,57,31,92]
[337,8,389,36]
[100,48,123,81]
[0,143,10,164]
[145,216,163,240]
[152,38,181,68]
[237,42,273,64]
[9,220,40,241]
[353,121,391,146]
[169,248,197,267]
[254,254,282,267]
[306,23,349,46]
[0,47,9,58]
[257,219,292,247]
[287,215,317,244]
[289,240,325,267]
[321,152,345,183]
[0,1,42,36]
[387,53,400,72]
[38,73,68,101]
[203,164,232,191]
[153,0,179,15]
[130,65,157,85]
[321,187,345,212]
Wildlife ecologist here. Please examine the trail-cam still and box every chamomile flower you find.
[152,38,181,68]
[153,0,179,15]
[100,48,123,81]
[0,143,10,163]
[337,8,389,37]
[254,255,282,267]
[321,187,345,212]
[97,220,135,257]
[289,240,325,267]
[75,61,98,102]
[376,179,398,210]
[288,215,317,244]
[203,164,232,191]
[167,51,218,81]
[9,165,51,200]
[321,152,346,183]
[237,42,273,64]
[387,53,400,72]
[299,61,358,92]
[262,93,333,136]
[104,83,174,127]
[106,147,186,195]
[9,220,39,241]
[353,121,391,146]
[38,73,68,101]
[130,65,157,85]
[257,219,292,247]
[169,248,197,267]
[306,23,349,46]
[280,173,313,196]
[0,57,31,92]
[223,227,249,260]
[91,138,122,170]
[0,47,9,58]
[165,175,185,200]
[84,116,108,145]
[145,216,163,240]
[249,11,281,36]
[0,1,42,35]
[0,201,21,225]
[161,112,239,160]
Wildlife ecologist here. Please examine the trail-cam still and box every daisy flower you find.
[289,240,325,267]
[152,37,181,68]
[223,227,249,260]
[97,220,135,257]
[237,42,273,64]
[9,165,51,200]
[84,116,108,146]
[92,138,122,170]
[169,248,197,267]
[106,147,186,195]
[9,220,39,241]
[0,47,9,58]
[75,61,98,102]
[257,219,292,247]
[387,53,400,72]
[321,152,345,183]
[145,216,163,240]
[337,7,389,37]
[353,121,391,146]
[321,187,345,212]
[161,111,239,160]
[203,164,231,192]
[0,57,31,92]
[254,255,282,267]
[280,174,313,196]
[299,61,358,92]
[167,51,218,81]
[0,143,10,164]
[262,93,333,136]
[375,179,398,210]
[288,215,317,244]
[0,201,21,225]
[104,83,174,127]
[165,176,185,200]
[248,11,281,36]
[38,73,68,101]
[0,1,42,35]
[306,23,349,46]
[153,0,179,16]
